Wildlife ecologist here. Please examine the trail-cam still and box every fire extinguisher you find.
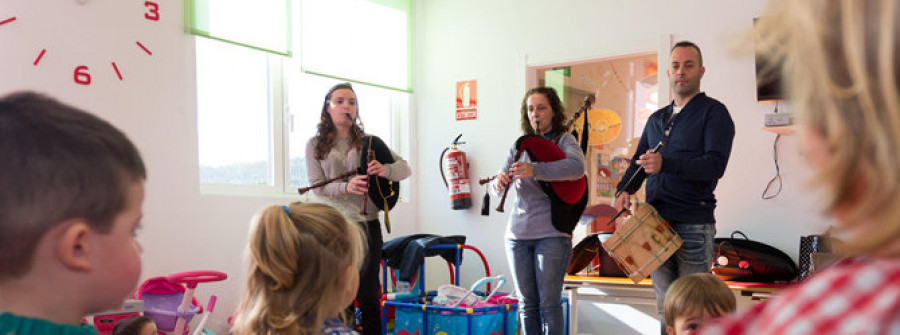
[440,134,472,210]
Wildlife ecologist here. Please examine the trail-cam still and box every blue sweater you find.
[617,92,735,224]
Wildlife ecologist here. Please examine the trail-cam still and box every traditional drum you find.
[601,204,682,283]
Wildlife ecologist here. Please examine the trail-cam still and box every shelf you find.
[763,125,795,135]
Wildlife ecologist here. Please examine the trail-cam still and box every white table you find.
[563,275,789,334]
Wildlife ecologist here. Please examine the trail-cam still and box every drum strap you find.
[663,107,681,145]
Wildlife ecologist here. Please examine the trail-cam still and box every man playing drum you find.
[612,40,735,335]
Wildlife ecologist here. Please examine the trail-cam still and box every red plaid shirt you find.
[703,257,900,335]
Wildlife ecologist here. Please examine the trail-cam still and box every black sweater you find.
[617,92,735,224]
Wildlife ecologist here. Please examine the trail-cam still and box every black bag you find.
[568,234,602,275]
[710,231,798,283]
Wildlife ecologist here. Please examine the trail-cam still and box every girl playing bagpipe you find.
[304,82,410,335]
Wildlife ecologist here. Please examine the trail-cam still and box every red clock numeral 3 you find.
[74,66,92,85]
[145,1,160,21]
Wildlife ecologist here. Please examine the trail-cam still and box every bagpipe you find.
[298,114,400,232]
[478,95,594,234]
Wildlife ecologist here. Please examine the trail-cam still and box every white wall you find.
[414,0,835,291]
[0,0,834,333]
[0,1,419,333]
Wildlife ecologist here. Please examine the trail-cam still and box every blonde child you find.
[231,203,367,335]
[0,92,148,334]
[663,273,735,335]
[704,0,900,333]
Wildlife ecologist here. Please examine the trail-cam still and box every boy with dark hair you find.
[0,91,147,334]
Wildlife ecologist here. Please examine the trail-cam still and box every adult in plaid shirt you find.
[704,0,900,334]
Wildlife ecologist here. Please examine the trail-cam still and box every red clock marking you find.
[112,62,123,80]
[0,17,16,26]
[144,1,160,21]
[74,66,92,85]
[136,41,152,55]
[33,49,46,66]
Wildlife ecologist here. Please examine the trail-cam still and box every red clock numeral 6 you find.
[145,1,160,21]
[74,66,91,85]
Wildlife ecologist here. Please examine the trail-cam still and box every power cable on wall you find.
[762,101,783,199]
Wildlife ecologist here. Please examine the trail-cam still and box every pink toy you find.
[132,271,226,334]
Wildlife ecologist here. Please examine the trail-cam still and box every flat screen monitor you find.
[754,18,784,102]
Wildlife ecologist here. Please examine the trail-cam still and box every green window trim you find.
[186,0,293,57]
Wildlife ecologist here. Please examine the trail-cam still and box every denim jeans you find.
[506,237,572,335]
[651,223,715,335]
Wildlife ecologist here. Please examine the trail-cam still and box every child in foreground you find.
[705,0,900,332]
[231,202,367,335]
[0,91,148,334]
[664,273,736,335]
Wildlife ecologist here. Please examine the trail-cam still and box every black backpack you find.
[710,231,799,283]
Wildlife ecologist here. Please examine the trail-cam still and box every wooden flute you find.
[297,170,357,195]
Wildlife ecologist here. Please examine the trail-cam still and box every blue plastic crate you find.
[390,298,516,335]
[388,296,569,335]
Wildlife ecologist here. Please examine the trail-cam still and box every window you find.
[283,70,406,189]
[301,0,412,91]
[196,38,273,187]
[195,0,411,196]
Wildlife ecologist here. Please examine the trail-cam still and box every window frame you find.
[197,48,410,198]
[195,0,412,198]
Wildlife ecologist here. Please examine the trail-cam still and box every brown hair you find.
[663,273,736,328]
[519,87,566,135]
[313,82,364,160]
[0,91,146,281]
[757,0,900,254]
[231,202,366,335]
[112,315,154,335]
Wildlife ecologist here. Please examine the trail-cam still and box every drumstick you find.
[614,141,664,198]
[603,141,664,229]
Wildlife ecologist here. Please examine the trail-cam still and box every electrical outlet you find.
[765,113,793,127]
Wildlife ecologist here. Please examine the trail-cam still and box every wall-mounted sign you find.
[456,80,477,121]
